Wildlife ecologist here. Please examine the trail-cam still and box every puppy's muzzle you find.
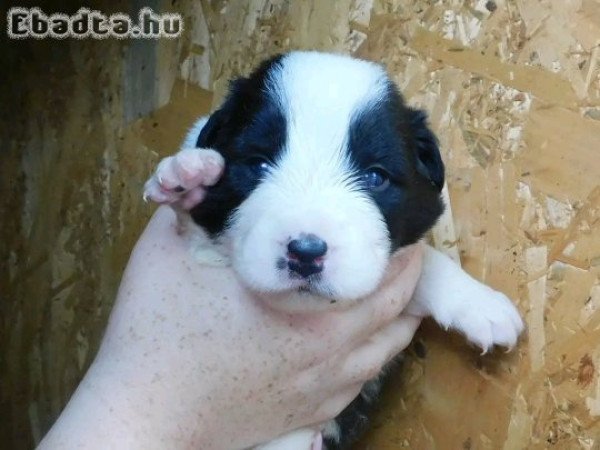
[287,233,327,278]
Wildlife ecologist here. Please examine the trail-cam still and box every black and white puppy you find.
[144,51,524,450]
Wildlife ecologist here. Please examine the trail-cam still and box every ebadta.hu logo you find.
[7,7,183,39]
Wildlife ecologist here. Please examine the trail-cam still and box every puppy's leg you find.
[143,146,224,210]
[143,117,228,263]
[143,116,224,211]
[254,429,322,450]
[405,245,524,353]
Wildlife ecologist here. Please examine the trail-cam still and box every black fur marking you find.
[347,82,445,249]
[324,358,403,450]
[408,108,445,191]
[190,55,287,235]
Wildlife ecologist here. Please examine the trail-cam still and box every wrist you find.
[38,352,215,450]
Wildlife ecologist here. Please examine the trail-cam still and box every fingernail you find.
[311,432,323,450]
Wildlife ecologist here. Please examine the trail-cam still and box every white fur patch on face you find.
[226,52,392,310]
[181,115,209,149]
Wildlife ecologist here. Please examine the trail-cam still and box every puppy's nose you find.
[288,234,328,263]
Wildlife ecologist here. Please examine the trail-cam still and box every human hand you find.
[39,207,423,450]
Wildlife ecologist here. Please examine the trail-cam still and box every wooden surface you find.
[1,1,599,448]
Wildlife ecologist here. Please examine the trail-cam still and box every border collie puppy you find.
[144,51,524,450]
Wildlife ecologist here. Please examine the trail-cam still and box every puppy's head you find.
[191,52,444,310]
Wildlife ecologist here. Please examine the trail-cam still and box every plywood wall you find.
[1,1,599,448]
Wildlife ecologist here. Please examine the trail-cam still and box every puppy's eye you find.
[246,157,271,177]
[359,168,390,192]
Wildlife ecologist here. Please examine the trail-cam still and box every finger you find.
[341,315,422,384]
[254,429,319,450]
[331,244,423,343]
[312,432,323,450]
[368,244,424,314]
[313,382,364,423]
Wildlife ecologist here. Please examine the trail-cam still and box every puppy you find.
[144,51,524,449]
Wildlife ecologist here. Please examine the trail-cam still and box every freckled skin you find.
[29,207,426,450]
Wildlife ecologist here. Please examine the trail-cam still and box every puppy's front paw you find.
[143,148,224,210]
[442,286,524,353]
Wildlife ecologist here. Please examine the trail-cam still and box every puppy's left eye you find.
[359,168,390,192]
[246,156,271,177]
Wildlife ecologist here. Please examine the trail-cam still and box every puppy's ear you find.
[194,74,255,149]
[409,108,445,191]
[196,108,229,148]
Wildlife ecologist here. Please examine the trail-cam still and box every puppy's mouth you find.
[297,284,338,304]
[276,255,336,303]
[275,258,333,297]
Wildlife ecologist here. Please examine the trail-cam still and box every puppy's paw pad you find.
[143,148,224,209]
[173,148,224,187]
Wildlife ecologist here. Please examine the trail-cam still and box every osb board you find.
[0,0,599,449]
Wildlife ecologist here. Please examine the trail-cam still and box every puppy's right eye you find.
[359,168,390,192]
[245,156,271,177]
